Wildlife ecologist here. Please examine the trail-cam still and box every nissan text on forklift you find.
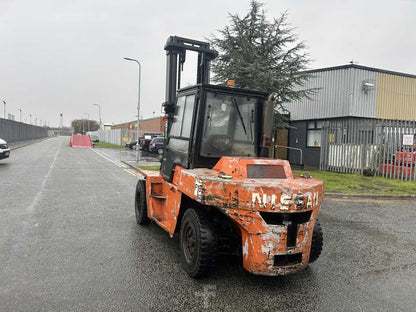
[135,36,324,278]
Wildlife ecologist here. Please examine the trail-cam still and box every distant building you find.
[285,64,416,168]
[111,116,164,136]
[103,123,113,130]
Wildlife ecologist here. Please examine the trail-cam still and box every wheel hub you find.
[182,221,197,263]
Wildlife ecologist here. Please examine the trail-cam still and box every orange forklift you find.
[135,36,324,277]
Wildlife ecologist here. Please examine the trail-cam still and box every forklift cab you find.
[161,84,268,181]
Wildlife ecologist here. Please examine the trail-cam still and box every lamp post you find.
[30,114,32,124]
[124,57,141,162]
[60,113,63,135]
[18,108,22,122]
[2,100,6,119]
[93,104,102,130]
[85,112,90,133]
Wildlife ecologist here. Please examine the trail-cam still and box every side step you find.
[150,182,167,200]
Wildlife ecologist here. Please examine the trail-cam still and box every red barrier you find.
[380,163,414,178]
[395,151,416,165]
[70,134,93,148]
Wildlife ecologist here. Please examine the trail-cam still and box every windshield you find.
[200,91,257,157]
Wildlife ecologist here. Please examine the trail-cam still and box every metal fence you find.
[0,118,48,143]
[320,119,416,181]
[88,129,138,145]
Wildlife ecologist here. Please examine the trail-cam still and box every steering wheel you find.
[204,135,233,154]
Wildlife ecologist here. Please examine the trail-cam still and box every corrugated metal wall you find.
[351,68,377,117]
[376,73,416,120]
[286,67,377,120]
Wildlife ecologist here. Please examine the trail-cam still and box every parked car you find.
[148,137,164,154]
[0,138,10,159]
[125,140,138,149]
[138,137,150,151]
[139,133,163,151]
[90,135,99,143]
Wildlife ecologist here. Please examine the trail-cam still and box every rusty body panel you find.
[139,157,324,276]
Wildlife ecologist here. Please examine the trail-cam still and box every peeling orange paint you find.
[138,157,324,276]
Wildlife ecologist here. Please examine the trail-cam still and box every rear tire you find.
[309,219,323,263]
[180,208,217,278]
[135,180,150,225]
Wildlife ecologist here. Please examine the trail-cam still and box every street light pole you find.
[18,108,22,122]
[60,113,63,135]
[2,100,6,119]
[85,112,89,133]
[124,57,141,162]
[93,104,102,130]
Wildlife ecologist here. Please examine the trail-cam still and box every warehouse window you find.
[307,121,322,147]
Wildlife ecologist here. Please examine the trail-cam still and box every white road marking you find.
[124,169,140,177]
[27,141,61,213]
[91,149,126,168]
[91,149,140,177]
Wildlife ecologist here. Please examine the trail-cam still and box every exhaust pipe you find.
[260,93,276,157]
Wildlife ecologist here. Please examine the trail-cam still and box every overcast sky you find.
[1,0,415,127]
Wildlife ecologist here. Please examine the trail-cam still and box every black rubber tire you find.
[309,219,323,263]
[180,208,217,278]
[157,148,164,155]
[135,180,150,225]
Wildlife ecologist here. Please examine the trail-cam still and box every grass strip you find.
[137,165,161,171]
[293,169,416,195]
[94,142,124,148]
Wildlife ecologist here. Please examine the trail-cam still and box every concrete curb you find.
[9,137,51,150]
[325,193,416,201]
[121,160,416,202]
[121,160,140,171]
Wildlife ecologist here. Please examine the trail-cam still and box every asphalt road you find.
[0,137,415,311]
[98,145,162,167]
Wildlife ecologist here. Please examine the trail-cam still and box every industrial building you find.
[285,64,416,169]
[111,116,164,136]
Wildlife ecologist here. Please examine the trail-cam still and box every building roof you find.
[304,64,416,80]
[113,116,162,127]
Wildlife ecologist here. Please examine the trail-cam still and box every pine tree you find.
[210,0,313,128]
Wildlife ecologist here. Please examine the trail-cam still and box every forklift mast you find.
[160,36,274,181]
[162,36,218,115]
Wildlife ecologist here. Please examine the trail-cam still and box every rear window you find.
[246,165,286,179]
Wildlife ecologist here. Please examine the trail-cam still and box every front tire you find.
[135,180,150,225]
[309,219,323,263]
[180,208,217,278]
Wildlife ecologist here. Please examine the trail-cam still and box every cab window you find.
[168,94,195,153]
[170,95,195,139]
